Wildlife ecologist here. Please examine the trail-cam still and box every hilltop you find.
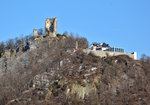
[0,18,149,105]
[0,34,150,105]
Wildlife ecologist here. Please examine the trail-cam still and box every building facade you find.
[87,43,137,60]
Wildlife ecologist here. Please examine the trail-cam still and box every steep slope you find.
[0,36,150,105]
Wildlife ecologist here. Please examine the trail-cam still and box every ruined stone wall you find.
[45,18,57,37]
[83,49,137,60]
[33,29,38,38]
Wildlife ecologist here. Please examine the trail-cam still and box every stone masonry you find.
[33,29,38,38]
[45,17,57,37]
[83,49,137,60]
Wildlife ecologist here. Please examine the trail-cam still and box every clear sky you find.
[0,0,150,59]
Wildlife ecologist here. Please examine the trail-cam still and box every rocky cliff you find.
[0,36,149,105]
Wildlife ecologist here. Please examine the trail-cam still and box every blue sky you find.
[0,0,150,59]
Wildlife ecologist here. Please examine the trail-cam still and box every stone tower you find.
[45,17,57,37]
[33,29,38,38]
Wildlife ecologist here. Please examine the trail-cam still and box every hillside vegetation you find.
[0,35,150,105]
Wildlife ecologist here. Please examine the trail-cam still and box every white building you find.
[87,42,137,60]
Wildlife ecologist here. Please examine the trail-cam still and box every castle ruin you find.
[33,29,38,38]
[32,18,137,60]
[45,18,57,37]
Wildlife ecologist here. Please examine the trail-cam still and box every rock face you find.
[45,18,57,37]
[32,72,51,89]
[1,36,150,105]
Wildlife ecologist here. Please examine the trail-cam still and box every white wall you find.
[83,49,137,60]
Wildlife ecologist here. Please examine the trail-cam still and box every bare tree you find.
[6,39,15,50]
[0,42,5,57]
